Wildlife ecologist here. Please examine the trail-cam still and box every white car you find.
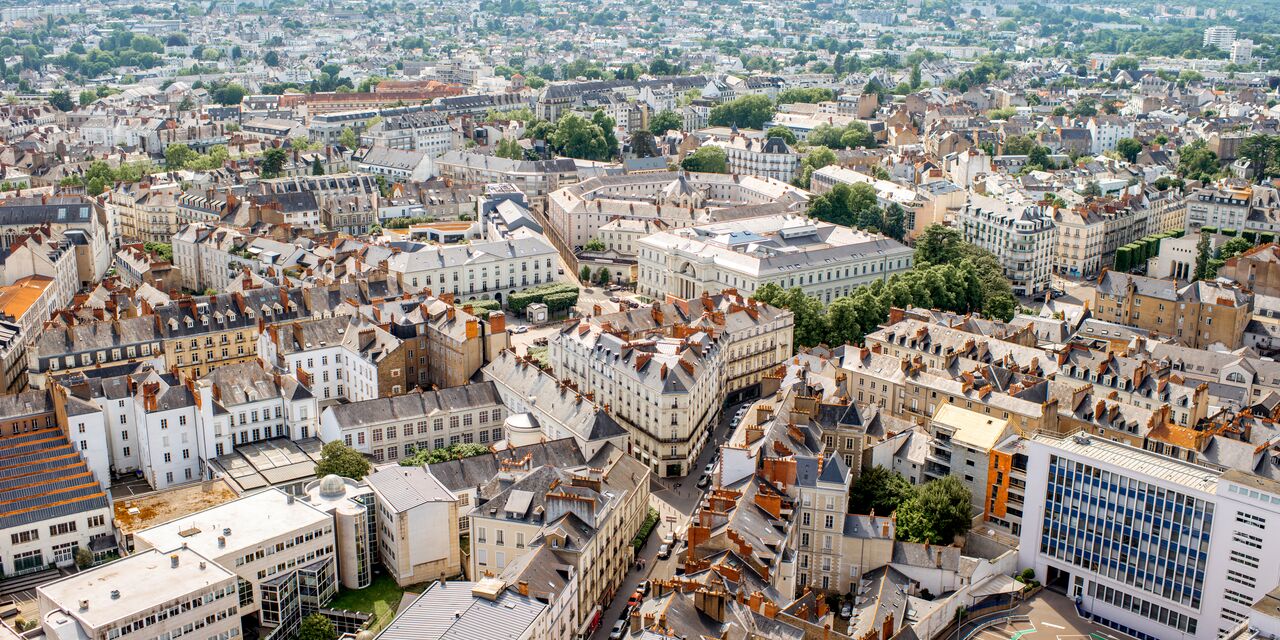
[609,619,627,639]
[511,325,529,334]
[704,462,715,474]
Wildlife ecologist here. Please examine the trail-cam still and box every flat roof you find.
[38,547,234,630]
[113,480,239,535]
[0,275,52,319]
[933,404,1009,451]
[1032,432,1220,493]
[134,488,331,559]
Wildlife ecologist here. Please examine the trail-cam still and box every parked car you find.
[627,591,642,608]
[609,296,621,303]
[657,543,672,559]
[840,602,853,619]
[511,325,529,334]
[609,619,627,639]
[696,474,710,489]
[704,461,715,474]
[637,580,650,596]
[609,284,621,291]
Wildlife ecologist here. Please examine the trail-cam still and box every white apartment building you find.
[1204,25,1237,49]
[318,383,506,465]
[1053,198,1155,279]
[258,315,402,404]
[386,236,559,303]
[359,112,453,156]
[636,214,913,304]
[37,548,242,640]
[365,466,461,586]
[134,489,340,638]
[1087,115,1135,154]
[550,328,724,477]
[957,194,1057,298]
[1019,433,1280,640]
[707,136,801,183]
[1,227,79,313]
[1184,183,1265,231]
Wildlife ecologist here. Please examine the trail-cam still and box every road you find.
[587,399,749,640]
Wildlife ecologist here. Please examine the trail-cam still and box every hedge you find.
[508,282,580,314]
[458,299,502,314]
[631,507,660,551]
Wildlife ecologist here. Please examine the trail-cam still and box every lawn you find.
[328,574,410,632]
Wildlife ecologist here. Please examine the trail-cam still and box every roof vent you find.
[170,554,179,568]
[78,599,88,610]
[110,590,120,600]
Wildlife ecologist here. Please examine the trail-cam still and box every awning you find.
[968,574,1023,600]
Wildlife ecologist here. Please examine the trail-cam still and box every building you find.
[1086,115,1135,154]
[133,489,341,638]
[435,151,578,205]
[924,404,1014,511]
[318,383,505,464]
[0,275,57,346]
[386,237,560,305]
[359,111,453,156]
[809,165,963,240]
[258,315,409,404]
[1018,432,1280,640]
[1231,39,1255,65]
[301,475,377,590]
[550,320,723,477]
[707,136,801,183]
[1095,270,1251,349]
[354,146,434,182]
[957,194,1057,298]
[154,286,308,380]
[375,579,550,640]
[2,227,79,312]
[636,213,912,304]
[1053,196,1156,279]
[25,315,164,389]
[1204,25,1238,49]
[36,548,241,640]
[105,181,181,245]
[1184,183,1256,231]
[1219,243,1280,297]
[364,466,461,586]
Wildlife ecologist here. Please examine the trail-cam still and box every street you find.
[586,398,748,640]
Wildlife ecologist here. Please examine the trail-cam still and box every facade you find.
[637,214,912,304]
[26,316,164,389]
[105,181,181,245]
[155,287,308,380]
[1019,432,1280,640]
[708,136,801,183]
[318,383,505,464]
[258,315,409,404]
[36,548,241,640]
[1053,196,1155,279]
[364,466,461,586]
[386,237,560,304]
[957,194,1057,298]
[359,111,453,156]
[1095,271,1252,349]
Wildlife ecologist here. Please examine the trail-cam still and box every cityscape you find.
[0,0,1275,640]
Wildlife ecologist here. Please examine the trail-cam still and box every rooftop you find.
[1032,432,1221,493]
[134,488,331,559]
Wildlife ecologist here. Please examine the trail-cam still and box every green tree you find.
[298,614,335,640]
[849,466,914,516]
[1239,135,1279,180]
[549,113,612,161]
[495,138,525,160]
[594,266,612,286]
[629,130,660,158]
[211,83,246,106]
[311,157,324,176]
[143,242,173,262]
[314,441,370,480]
[338,126,358,149]
[895,476,972,545]
[681,146,728,173]
[648,109,682,135]
[883,203,907,242]
[1193,232,1214,281]
[590,110,618,160]
[1177,140,1220,183]
[164,144,197,170]
[1002,135,1035,155]
[260,148,288,179]
[264,50,280,67]
[776,87,834,104]
[48,90,74,111]
[1115,138,1143,163]
[79,89,97,106]
[579,264,593,282]
[1218,235,1254,263]
[794,146,836,188]
[765,126,797,145]
[708,94,775,130]
[74,547,94,569]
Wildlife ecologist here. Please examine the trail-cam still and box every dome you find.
[318,474,346,498]
[355,631,374,640]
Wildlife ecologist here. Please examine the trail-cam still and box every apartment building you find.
[318,382,505,464]
[359,111,453,156]
[105,181,182,244]
[1019,432,1280,640]
[1053,196,1155,279]
[26,316,164,389]
[957,194,1056,298]
[154,287,308,379]
[377,579,550,640]
[1095,271,1251,349]
[134,489,340,638]
[636,214,913,304]
[1218,243,1280,297]
[550,321,724,478]
[386,236,560,304]
[1086,115,1135,154]
[435,151,578,204]
[0,196,112,285]
[924,404,1015,511]
[708,136,801,183]
[36,548,241,640]
[2,227,79,313]
[1184,183,1269,231]
[364,295,509,389]
[468,445,650,631]
[364,466,461,586]
[258,315,409,403]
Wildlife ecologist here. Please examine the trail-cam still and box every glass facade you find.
[1039,455,1212,610]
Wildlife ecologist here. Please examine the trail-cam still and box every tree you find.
[1002,135,1036,156]
[849,466,914,516]
[211,83,246,106]
[1192,232,1214,281]
[314,441,370,480]
[895,476,972,545]
[260,148,288,179]
[681,146,728,173]
[594,266,612,286]
[311,157,325,176]
[794,146,836,188]
[338,126,358,149]
[583,238,606,252]
[1218,235,1254,263]
[264,50,280,67]
[165,144,197,170]
[298,614,335,640]
[708,94,775,130]
[1239,135,1279,180]
[1177,139,1220,183]
[766,126,797,145]
[549,113,613,161]
[776,87,834,104]
[495,138,525,160]
[883,203,907,242]
[48,90,74,112]
[1115,138,1143,163]
[79,89,97,106]
[629,130,660,158]
[590,110,618,160]
[648,110,682,135]
[579,264,593,282]
[74,547,94,569]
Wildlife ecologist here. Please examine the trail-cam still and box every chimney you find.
[517,581,529,597]
[630,609,641,634]
[488,311,506,333]
[170,554,180,568]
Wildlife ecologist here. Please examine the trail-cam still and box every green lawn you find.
[328,574,408,632]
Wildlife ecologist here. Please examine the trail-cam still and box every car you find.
[609,296,621,303]
[696,474,710,489]
[704,461,715,474]
[840,603,853,619]
[657,543,671,559]
[609,284,621,291]
[609,619,627,639]
[627,300,640,308]
[510,325,529,334]
[637,580,650,596]
[627,591,642,607]
[660,532,674,546]
[1049,288,1066,299]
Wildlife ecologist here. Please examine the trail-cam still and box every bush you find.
[459,299,501,315]
[508,282,579,314]
[631,507,660,550]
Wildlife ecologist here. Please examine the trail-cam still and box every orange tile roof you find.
[0,275,53,320]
